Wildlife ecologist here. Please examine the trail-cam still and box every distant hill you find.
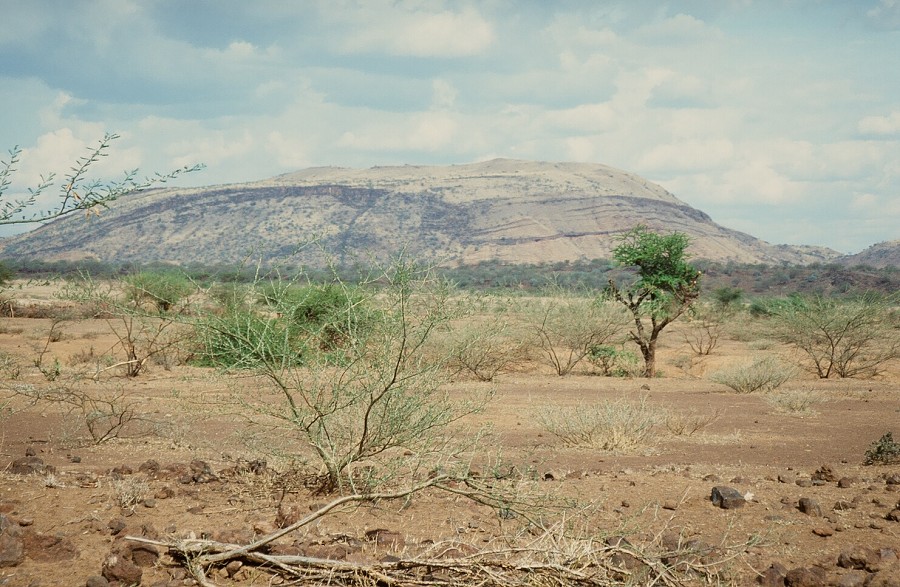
[835,240,900,269]
[0,158,844,267]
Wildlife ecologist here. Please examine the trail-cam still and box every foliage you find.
[766,293,900,378]
[765,388,824,416]
[864,432,900,465]
[521,289,627,376]
[710,356,795,393]
[1,133,202,226]
[62,275,190,377]
[195,257,488,493]
[586,344,642,377]
[124,270,195,313]
[0,261,13,288]
[444,298,526,382]
[606,225,701,377]
[711,286,743,310]
[534,395,662,451]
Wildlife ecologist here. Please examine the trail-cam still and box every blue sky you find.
[2,1,899,254]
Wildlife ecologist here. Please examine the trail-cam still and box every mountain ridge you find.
[0,158,846,267]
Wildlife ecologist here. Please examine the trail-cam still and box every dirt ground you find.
[0,285,898,586]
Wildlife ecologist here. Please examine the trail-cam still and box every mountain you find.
[835,240,900,269]
[0,158,842,267]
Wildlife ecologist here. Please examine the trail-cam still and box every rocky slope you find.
[0,159,841,266]
[835,240,900,269]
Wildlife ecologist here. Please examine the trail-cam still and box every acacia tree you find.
[606,225,701,377]
[1,133,202,226]
[768,293,900,378]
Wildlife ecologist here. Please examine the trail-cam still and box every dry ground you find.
[0,283,898,586]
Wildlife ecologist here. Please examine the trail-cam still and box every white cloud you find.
[431,79,457,110]
[636,13,723,44]
[341,5,493,57]
[638,139,734,172]
[338,111,459,152]
[858,111,900,136]
[543,103,615,133]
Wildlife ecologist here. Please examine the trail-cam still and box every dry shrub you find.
[766,388,823,415]
[665,408,723,436]
[535,395,662,452]
[111,476,150,510]
[710,356,795,393]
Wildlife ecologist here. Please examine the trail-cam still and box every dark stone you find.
[24,447,36,457]
[836,570,869,587]
[886,509,900,522]
[189,460,218,484]
[838,477,855,488]
[711,486,745,509]
[784,566,826,587]
[838,546,879,570]
[107,518,127,536]
[110,465,133,477]
[69,455,81,463]
[885,473,900,485]
[0,514,24,567]
[101,553,142,585]
[798,498,822,517]
[811,526,833,537]
[85,576,110,587]
[833,500,855,511]
[138,459,160,475]
[757,562,787,586]
[795,478,812,487]
[225,560,243,577]
[812,464,838,482]
[8,456,53,476]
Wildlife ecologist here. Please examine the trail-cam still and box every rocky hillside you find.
[0,159,841,267]
[835,240,900,269]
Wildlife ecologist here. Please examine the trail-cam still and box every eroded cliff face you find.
[0,159,840,266]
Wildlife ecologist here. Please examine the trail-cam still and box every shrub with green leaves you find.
[124,271,194,313]
[864,432,900,465]
[587,344,641,377]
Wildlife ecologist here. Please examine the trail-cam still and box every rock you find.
[127,543,160,567]
[110,465,133,477]
[811,526,833,537]
[22,530,79,562]
[711,486,746,509]
[838,477,855,488]
[142,498,156,509]
[886,509,900,522]
[24,447,36,457]
[798,498,822,517]
[757,562,787,586]
[833,500,855,511]
[885,473,900,485]
[102,553,142,586]
[85,576,110,587]
[0,514,24,567]
[795,478,812,487]
[8,456,53,476]
[138,459,160,474]
[154,486,175,500]
[812,464,838,482]
[189,459,218,484]
[867,569,900,587]
[107,519,127,536]
[784,566,826,587]
[836,570,869,587]
[662,500,678,511]
[225,560,243,577]
[838,546,880,571]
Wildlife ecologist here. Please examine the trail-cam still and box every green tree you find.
[1,133,202,226]
[606,225,701,377]
[768,293,900,378]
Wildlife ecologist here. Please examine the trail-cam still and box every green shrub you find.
[587,344,641,377]
[864,432,900,465]
[124,271,194,313]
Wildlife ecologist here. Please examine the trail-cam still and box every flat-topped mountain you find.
[0,159,841,267]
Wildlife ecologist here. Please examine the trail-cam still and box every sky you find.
[1,1,899,254]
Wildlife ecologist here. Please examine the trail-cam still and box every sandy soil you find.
[0,302,898,586]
